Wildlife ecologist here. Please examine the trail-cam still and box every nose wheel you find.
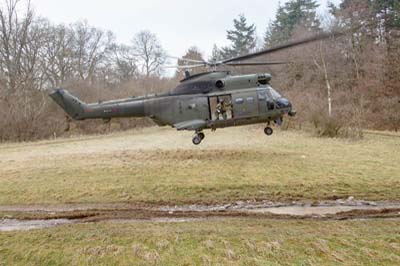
[264,127,273,136]
[192,132,205,145]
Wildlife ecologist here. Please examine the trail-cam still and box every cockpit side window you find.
[257,89,266,100]
[267,87,282,100]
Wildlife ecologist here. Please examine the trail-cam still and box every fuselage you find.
[142,84,292,131]
[49,72,295,133]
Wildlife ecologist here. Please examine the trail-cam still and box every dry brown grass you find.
[0,126,399,205]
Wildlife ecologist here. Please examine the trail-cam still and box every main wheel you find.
[192,135,202,145]
[198,132,205,140]
[264,127,273,136]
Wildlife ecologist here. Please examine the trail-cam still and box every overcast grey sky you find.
[31,0,340,59]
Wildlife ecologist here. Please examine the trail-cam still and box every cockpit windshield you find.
[268,87,282,100]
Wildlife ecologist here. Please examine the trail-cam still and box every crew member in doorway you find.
[215,98,231,120]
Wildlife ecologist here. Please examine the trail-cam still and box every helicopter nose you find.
[276,97,291,108]
[276,97,296,117]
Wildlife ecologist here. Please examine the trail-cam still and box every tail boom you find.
[49,89,145,120]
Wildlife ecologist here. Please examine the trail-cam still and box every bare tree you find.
[40,23,75,88]
[70,21,114,83]
[111,43,138,82]
[0,0,35,94]
[132,30,166,78]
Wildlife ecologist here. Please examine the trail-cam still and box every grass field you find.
[0,219,399,265]
[1,127,400,265]
[0,126,399,205]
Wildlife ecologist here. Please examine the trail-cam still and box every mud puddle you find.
[248,204,400,216]
[0,219,74,232]
[159,199,400,216]
[1,200,400,232]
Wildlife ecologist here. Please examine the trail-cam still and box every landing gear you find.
[198,132,205,140]
[192,131,205,145]
[264,127,273,136]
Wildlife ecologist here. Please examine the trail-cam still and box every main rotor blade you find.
[166,55,206,64]
[221,31,343,64]
[164,63,207,69]
[225,61,289,66]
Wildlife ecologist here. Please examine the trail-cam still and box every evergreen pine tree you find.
[372,0,400,29]
[220,14,256,59]
[331,0,400,89]
[265,0,321,47]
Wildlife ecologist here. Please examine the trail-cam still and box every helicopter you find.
[49,31,339,145]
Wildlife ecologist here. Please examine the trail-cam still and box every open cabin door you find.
[209,95,233,121]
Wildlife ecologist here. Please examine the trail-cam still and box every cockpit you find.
[267,86,292,109]
[267,87,282,100]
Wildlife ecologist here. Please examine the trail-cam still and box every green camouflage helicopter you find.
[50,32,337,145]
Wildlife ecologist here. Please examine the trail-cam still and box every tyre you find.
[192,135,202,145]
[264,127,273,136]
[198,132,205,140]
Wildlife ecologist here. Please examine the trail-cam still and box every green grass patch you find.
[0,219,399,265]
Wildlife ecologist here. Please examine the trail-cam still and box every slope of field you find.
[0,126,399,205]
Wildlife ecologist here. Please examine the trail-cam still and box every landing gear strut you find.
[192,131,205,145]
[264,127,273,136]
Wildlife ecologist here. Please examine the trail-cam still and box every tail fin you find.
[49,89,86,120]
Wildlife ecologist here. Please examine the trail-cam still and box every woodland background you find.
[0,0,399,142]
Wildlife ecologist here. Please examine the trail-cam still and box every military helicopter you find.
[50,32,338,145]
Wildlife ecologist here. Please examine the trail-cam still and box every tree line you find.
[205,0,399,135]
[0,0,399,142]
[0,1,168,93]
[0,0,171,141]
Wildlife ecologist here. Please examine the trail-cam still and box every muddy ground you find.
[2,199,400,232]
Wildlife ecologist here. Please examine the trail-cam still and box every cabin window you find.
[235,98,244,104]
[247,97,254,103]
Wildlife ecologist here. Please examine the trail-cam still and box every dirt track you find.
[2,200,400,232]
